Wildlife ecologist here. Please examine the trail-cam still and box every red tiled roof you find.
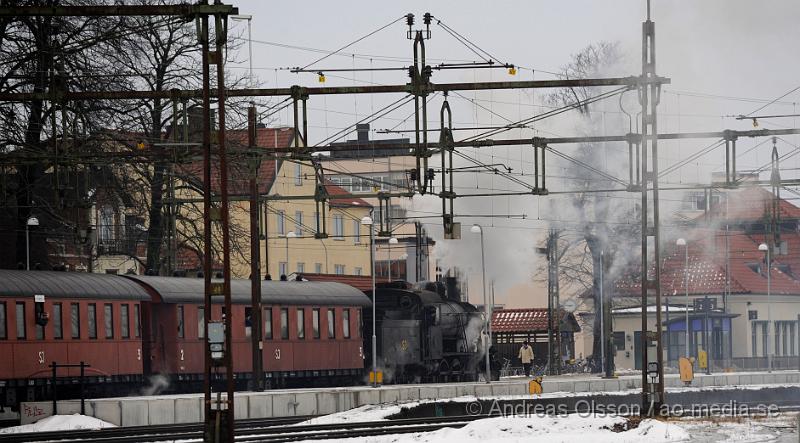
[179,127,295,196]
[709,187,800,221]
[614,228,800,297]
[299,273,388,292]
[325,181,372,208]
[491,308,572,333]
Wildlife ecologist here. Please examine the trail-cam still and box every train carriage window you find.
[177,305,185,339]
[327,309,335,339]
[356,309,362,338]
[134,304,141,338]
[35,309,44,340]
[121,305,130,339]
[343,309,351,339]
[88,304,97,339]
[53,303,63,340]
[16,302,26,339]
[197,307,205,339]
[280,308,289,340]
[0,302,6,339]
[264,308,272,340]
[71,303,80,339]
[312,308,320,339]
[104,304,114,339]
[297,308,305,339]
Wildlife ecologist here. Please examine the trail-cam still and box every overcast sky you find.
[227,1,800,306]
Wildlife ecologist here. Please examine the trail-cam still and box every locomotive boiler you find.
[364,280,487,383]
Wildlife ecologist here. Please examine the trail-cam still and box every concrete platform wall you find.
[19,371,800,425]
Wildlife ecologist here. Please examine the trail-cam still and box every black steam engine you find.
[364,280,487,383]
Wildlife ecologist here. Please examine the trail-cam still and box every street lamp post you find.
[471,224,491,383]
[230,15,253,82]
[26,216,39,270]
[388,237,398,281]
[284,231,296,276]
[361,216,377,387]
[759,243,773,372]
[677,238,689,359]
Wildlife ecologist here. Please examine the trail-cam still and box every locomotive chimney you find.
[445,276,460,301]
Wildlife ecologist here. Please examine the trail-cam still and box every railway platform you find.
[17,370,800,426]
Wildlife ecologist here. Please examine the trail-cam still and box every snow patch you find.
[0,414,116,434]
[295,415,689,443]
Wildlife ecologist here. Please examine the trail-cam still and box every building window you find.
[297,308,305,339]
[197,307,205,339]
[333,214,344,240]
[71,303,80,339]
[353,220,361,244]
[343,309,351,338]
[752,321,768,357]
[775,321,797,356]
[52,303,62,340]
[88,304,97,339]
[134,304,141,338]
[327,309,335,339]
[612,332,625,353]
[16,302,25,339]
[354,267,362,276]
[280,308,289,339]
[177,305,185,339]
[297,262,305,273]
[294,162,302,186]
[277,210,285,235]
[121,305,130,339]
[264,308,273,340]
[334,264,345,275]
[99,205,114,243]
[104,304,114,339]
[312,308,320,339]
[315,263,322,274]
[295,211,303,236]
[0,302,6,339]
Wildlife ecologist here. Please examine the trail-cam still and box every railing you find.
[96,238,145,256]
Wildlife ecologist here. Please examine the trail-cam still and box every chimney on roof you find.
[356,123,370,143]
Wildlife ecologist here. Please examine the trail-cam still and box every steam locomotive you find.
[365,280,491,383]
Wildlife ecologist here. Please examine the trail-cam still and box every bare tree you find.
[0,1,127,269]
[541,41,641,370]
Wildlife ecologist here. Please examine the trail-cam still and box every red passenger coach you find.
[126,276,371,389]
[0,270,149,408]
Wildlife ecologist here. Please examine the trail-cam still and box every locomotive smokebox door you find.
[34,294,49,326]
[208,322,225,361]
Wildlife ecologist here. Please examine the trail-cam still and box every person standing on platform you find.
[518,341,534,377]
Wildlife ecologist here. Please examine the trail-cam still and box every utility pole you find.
[247,105,264,391]
[639,0,666,414]
[545,229,561,376]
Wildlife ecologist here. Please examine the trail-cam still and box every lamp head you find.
[470,224,482,234]
[758,243,769,252]
[360,216,374,226]
[27,216,39,227]
[676,238,686,246]
[286,231,297,238]
[388,237,399,244]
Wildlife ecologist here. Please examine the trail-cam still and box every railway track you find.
[5,397,800,442]
[0,415,316,443]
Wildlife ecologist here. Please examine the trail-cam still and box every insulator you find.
[406,13,414,26]
[423,13,432,25]
[426,168,435,180]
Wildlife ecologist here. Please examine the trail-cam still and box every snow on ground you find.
[0,414,116,434]
[296,415,688,443]
[295,403,412,426]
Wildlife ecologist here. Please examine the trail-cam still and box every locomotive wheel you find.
[438,361,451,383]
